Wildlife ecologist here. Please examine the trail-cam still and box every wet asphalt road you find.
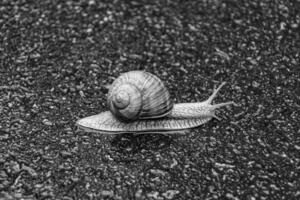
[0,0,299,199]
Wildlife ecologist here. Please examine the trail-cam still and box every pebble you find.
[22,165,38,177]
[226,193,240,200]
[8,161,21,174]
[127,54,143,60]
[162,190,180,199]
[42,119,53,126]
[135,189,143,199]
[252,81,260,88]
[60,150,72,158]
[150,169,167,176]
[147,191,160,199]
[101,190,114,197]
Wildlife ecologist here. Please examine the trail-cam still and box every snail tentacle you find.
[211,101,236,110]
[205,82,226,104]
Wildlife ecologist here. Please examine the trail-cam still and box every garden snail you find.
[76,71,235,134]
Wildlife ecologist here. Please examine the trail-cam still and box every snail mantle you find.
[76,71,235,135]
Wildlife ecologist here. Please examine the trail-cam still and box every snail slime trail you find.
[76,71,235,135]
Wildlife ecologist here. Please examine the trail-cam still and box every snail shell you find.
[76,71,236,134]
[107,71,173,122]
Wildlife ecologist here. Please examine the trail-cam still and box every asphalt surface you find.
[0,0,299,199]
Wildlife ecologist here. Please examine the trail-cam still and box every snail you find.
[76,71,235,134]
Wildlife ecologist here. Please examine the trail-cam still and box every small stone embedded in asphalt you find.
[22,165,38,178]
[147,191,160,199]
[6,161,21,175]
[101,190,114,197]
[59,150,73,158]
[42,119,53,126]
[135,189,143,199]
[226,193,239,200]
[170,158,178,168]
[150,169,167,176]
[162,190,180,199]
[252,81,260,88]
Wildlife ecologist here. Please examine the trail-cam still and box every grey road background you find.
[0,0,299,199]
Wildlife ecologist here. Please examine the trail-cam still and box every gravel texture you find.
[0,0,299,199]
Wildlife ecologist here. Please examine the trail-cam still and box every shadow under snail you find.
[76,71,236,135]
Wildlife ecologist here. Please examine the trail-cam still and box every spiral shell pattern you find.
[107,71,173,121]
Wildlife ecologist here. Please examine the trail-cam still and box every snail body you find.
[76,71,235,134]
